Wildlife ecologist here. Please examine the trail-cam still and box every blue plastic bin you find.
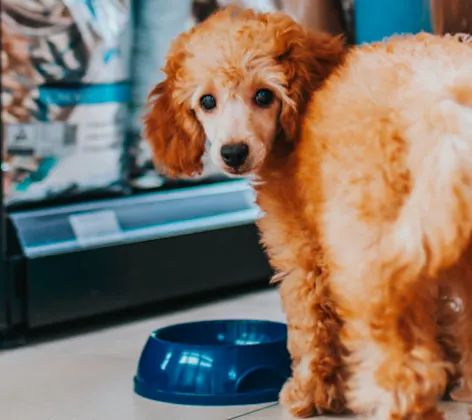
[355,0,433,44]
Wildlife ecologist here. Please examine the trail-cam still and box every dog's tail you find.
[379,85,472,284]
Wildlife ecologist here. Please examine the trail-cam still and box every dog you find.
[144,7,472,419]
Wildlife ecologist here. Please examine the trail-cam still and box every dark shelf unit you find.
[0,161,6,332]
[0,179,272,339]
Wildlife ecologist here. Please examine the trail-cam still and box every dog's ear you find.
[144,65,206,177]
[269,14,345,141]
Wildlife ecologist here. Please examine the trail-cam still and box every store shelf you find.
[5,180,272,329]
[10,180,259,258]
[0,192,6,333]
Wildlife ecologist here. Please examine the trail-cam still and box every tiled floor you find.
[0,289,470,420]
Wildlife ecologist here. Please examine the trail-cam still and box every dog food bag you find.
[1,0,132,207]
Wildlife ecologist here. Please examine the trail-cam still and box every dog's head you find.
[144,7,344,177]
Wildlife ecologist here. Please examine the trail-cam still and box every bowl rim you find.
[149,319,287,349]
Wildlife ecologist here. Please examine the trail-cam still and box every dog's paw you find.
[280,377,318,418]
[387,408,445,420]
[450,382,472,402]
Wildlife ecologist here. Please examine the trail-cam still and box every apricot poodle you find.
[144,7,472,419]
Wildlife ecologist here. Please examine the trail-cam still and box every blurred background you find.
[0,0,470,344]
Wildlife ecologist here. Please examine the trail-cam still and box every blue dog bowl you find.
[134,319,291,406]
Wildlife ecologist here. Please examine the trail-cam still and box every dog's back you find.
[303,33,472,281]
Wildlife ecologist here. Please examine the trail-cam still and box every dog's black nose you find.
[220,143,249,168]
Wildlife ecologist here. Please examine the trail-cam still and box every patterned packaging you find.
[2,0,132,206]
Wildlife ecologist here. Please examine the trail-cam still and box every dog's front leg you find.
[278,267,346,417]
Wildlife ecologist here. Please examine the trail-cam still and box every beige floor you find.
[0,289,470,420]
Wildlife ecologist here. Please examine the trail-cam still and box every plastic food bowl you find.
[134,319,291,406]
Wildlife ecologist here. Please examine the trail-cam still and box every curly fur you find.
[144,8,472,420]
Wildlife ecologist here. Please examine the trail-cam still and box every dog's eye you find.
[254,89,274,107]
[200,94,217,111]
